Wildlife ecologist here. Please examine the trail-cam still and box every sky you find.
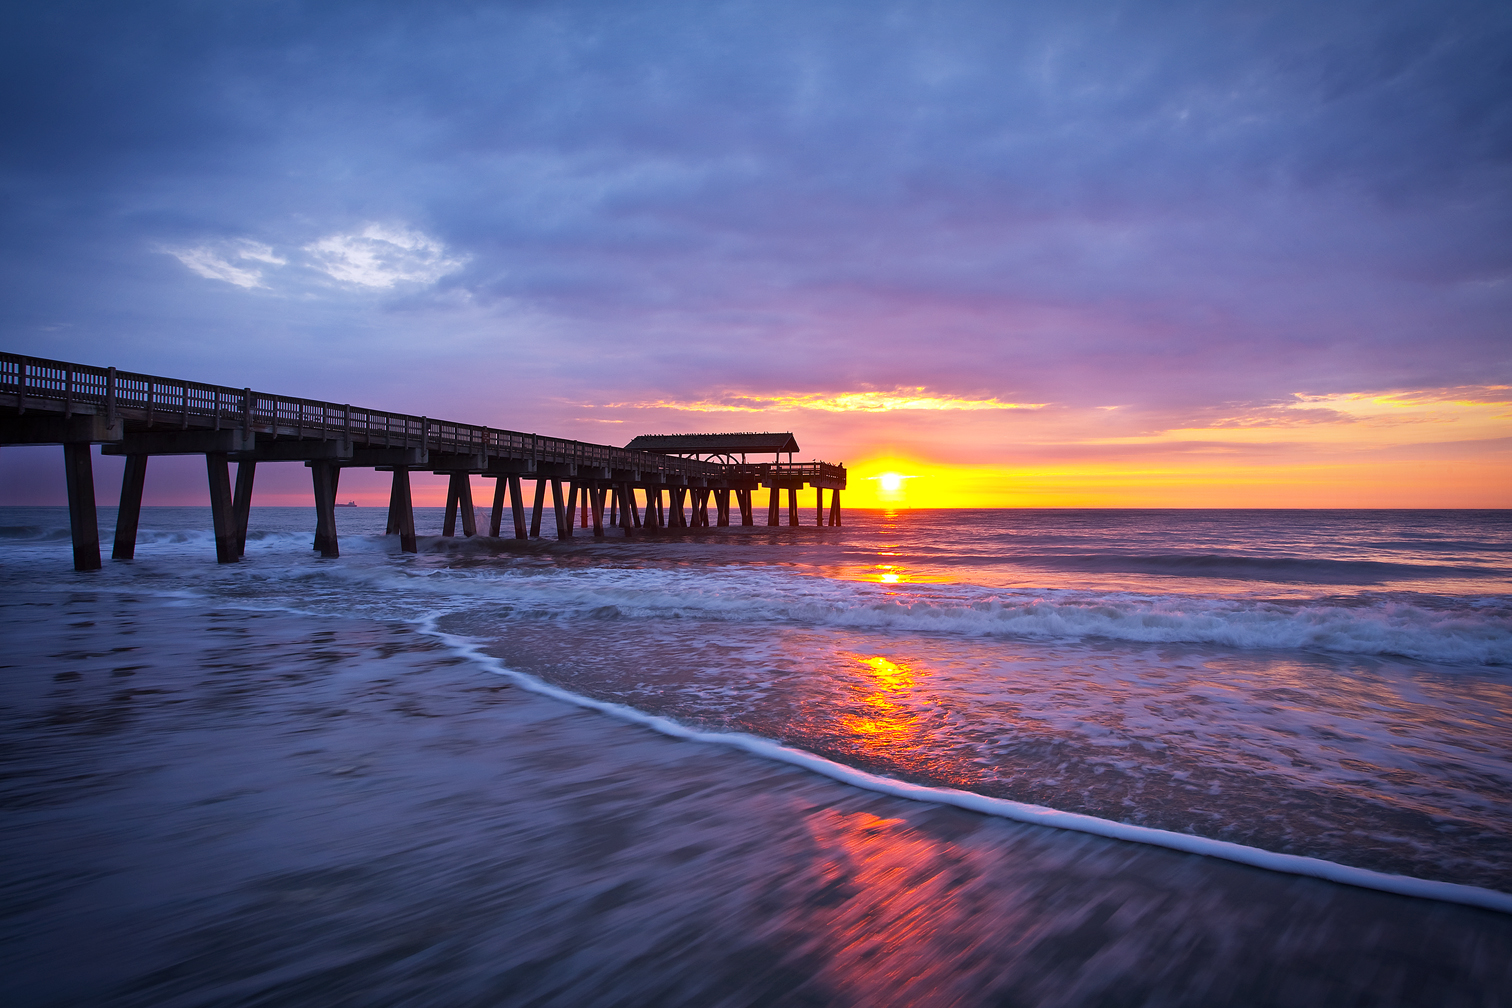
[2,0,1508,508]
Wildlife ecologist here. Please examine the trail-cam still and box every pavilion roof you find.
[623,432,801,455]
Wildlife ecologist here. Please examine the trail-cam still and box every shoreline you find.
[434,619,1512,914]
[5,591,1511,1006]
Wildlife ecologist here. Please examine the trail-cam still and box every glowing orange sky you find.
[5,382,1503,509]
[566,383,1512,509]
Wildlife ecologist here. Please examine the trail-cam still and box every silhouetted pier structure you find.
[2,353,846,570]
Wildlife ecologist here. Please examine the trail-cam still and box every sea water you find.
[3,505,1509,901]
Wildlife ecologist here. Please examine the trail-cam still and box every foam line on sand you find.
[424,620,1512,917]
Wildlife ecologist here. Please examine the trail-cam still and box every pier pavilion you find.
[623,432,843,531]
[1,353,846,570]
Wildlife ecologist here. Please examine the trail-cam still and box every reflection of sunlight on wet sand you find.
[793,807,1032,1006]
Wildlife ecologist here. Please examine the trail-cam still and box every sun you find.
[878,472,905,492]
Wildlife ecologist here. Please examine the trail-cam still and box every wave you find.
[0,525,71,541]
[1360,540,1512,553]
[272,563,1512,665]
[618,590,1512,665]
[424,619,1512,915]
[6,521,1507,664]
[810,550,1509,583]
[1005,553,1505,584]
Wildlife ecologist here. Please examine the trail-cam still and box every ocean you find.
[4,505,1512,1006]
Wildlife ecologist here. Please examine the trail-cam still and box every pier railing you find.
[1,352,725,478]
[3,350,850,568]
[726,461,847,486]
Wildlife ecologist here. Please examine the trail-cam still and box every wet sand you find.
[4,592,1511,1007]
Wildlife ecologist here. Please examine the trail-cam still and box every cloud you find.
[161,240,285,289]
[3,0,1508,505]
[597,389,1048,413]
[160,226,468,293]
[303,225,468,288]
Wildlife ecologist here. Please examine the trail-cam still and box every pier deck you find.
[1,353,846,569]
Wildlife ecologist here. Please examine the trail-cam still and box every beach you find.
[4,506,1511,1006]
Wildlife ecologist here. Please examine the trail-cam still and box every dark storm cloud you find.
[2,0,1508,420]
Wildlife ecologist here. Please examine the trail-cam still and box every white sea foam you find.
[7,506,1510,910]
[329,557,1512,665]
[4,514,1508,664]
[423,619,1512,915]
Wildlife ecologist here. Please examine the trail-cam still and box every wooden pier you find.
[1,353,846,569]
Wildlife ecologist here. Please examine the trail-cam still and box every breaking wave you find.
[267,561,1512,666]
[1005,553,1502,583]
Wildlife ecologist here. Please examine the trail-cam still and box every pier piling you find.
[489,477,506,537]
[530,478,546,538]
[310,461,340,557]
[509,476,527,539]
[233,461,255,555]
[459,476,477,537]
[63,442,100,571]
[111,454,147,560]
[389,469,417,553]
[551,480,570,539]
[442,477,459,536]
[206,452,238,563]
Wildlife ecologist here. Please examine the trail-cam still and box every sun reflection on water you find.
[841,655,921,745]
